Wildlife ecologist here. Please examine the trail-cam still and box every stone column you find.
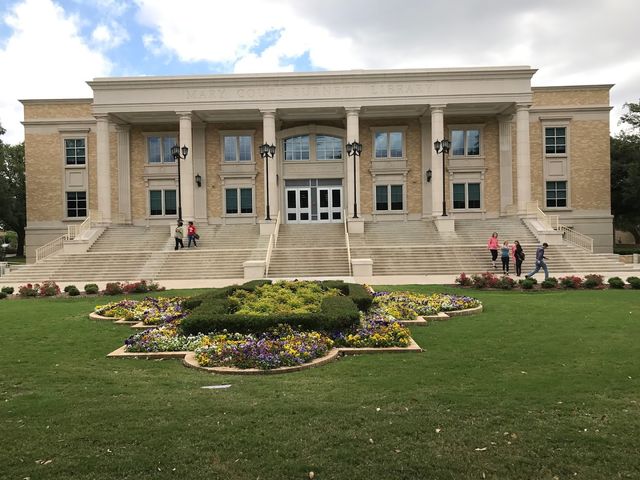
[430,105,446,216]
[498,115,513,214]
[345,107,361,218]
[178,112,194,221]
[516,104,532,214]
[116,125,131,224]
[95,114,111,224]
[261,109,278,221]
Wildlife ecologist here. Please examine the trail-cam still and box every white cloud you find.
[91,21,129,50]
[0,0,112,144]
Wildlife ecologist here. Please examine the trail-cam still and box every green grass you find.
[1,287,639,479]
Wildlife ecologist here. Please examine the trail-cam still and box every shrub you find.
[67,286,81,296]
[472,271,499,289]
[1,286,14,295]
[18,283,39,297]
[626,276,640,289]
[455,272,473,287]
[608,277,625,289]
[103,282,124,295]
[84,283,99,294]
[146,280,164,292]
[63,284,77,293]
[39,281,60,297]
[319,280,350,296]
[122,280,149,294]
[347,283,373,312]
[541,277,558,289]
[559,276,583,289]
[583,274,604,289]
[520,278,536,290]
[0,291,6,299]
[496,276,516,290]
[240,279,273,292]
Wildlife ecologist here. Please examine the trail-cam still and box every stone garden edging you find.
[398,304,484,326]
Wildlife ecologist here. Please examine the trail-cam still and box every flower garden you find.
[94,280,483,373]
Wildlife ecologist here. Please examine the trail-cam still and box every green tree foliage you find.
[0,126,26,256]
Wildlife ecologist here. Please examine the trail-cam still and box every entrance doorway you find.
[284,179,343,223]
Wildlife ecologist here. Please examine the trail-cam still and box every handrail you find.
[344,209,352,276]
[67,215,91,240]
[36,234,67,263]
[559,224,594,253]
[264,211,281,276]
[526,201,558,230]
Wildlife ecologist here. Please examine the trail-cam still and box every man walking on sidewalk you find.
[525,242,549,280]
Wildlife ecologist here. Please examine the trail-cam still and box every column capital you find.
[176,111,192,120]
[430,104,447,113]
[515,103,532,111]
[345,106,361,116]
[94,113,110,121]
[498,114,513,124]
[260,109,277,118]
[115,124,131,132]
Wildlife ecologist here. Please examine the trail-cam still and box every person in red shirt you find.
[487,232,499,269]
[187,221,198,248]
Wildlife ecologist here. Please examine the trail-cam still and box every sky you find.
[0,0,638,145]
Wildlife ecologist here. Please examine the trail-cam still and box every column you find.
[95,114,111,224]
[420,115,432,218]
[345,107,361,218]
[178,112,194,221]
[116,125,131,223]
[498,115,513,214]
[516,104,532,214]
[261,109,278,220]
[430,105,446,216]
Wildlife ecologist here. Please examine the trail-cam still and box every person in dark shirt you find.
[525,242,549,280]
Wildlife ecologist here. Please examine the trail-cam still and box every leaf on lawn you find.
[435,428,441,433]
[369,438,374,444]
[475,447,487,451]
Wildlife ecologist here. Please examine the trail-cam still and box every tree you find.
[0,126,26,256]
[611,101,640,243]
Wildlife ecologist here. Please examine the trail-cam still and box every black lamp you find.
[426,169,432,183]
[433,139,450,216]
[171,144,189,222]
[195,174,202,188]
[259,143,276,220]
[346,140,362,218]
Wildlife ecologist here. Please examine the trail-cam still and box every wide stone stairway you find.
[267,224,350,277]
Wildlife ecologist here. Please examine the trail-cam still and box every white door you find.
[286,188,311,223]
[318,187,342,222]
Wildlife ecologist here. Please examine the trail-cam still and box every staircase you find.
[89,226,171,252]
[267,224,350,277]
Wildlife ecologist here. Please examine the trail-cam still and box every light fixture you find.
[426,169,432,182]
[171,144,189,222]
[259,143,276,221]
[346,140,363,219]
[195,174,202,188]
[433,139,450,216]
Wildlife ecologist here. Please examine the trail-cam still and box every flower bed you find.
[368,288,481,320]
[94,297,187,325]
[333,314,412,348]
[124,325,207,353]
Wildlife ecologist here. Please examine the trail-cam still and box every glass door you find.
[317,187,342,222]
[286,188,311,223]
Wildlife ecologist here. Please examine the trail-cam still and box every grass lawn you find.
[1,287,639,480]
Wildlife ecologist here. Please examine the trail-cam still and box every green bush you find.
[84,283,99,294]
[67,286,81,296]
[608,277,625,289]
[496,276,516,290]
[0,291,6,300]
[103,282,124,295]
[541,277,558,289]
[63,285,77,293]
[318,280,350,296]
[520,278,536,290]
[240,279,273,291]
[626,276,640,289]
[347,283,373,311]
[583,274,604,289]
[1,286,14,295]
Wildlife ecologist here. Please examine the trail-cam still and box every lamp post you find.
[346,141,362,219]
[433,139,451,217]
[171,144,189,222]
[259,143,276,221]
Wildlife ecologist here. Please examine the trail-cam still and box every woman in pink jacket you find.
[487,232,499,269]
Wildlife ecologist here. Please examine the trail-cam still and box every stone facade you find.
[20,67,614,261]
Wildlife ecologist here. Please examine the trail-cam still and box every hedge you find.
[347,283,373,312]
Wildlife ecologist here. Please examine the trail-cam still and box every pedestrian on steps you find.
[525,242,549,280]
[500,240,511,275]
[513,240,525,277]
[187,221,198,248]
[487,232,499,269]
[174,221,184,250]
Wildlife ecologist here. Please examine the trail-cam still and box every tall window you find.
[451,129,480,156]
[452,183,481,209]
[375,185,403,211]
[374,131,403,158]
[316,135,342,160]
[224,135,252,162]
[546,181,567,208]
[284,135,310,160]
[149,189,177,216]
[545,127,566,154]
[147,135,177,163]
[65,139,86,165]
[66,191,87,217]
[225,188,253,214]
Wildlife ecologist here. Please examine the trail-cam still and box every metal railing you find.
[559,224,594,253]
[264,211,281,276]
[35,234,67,263]
[526,201,558,230]
[343,209,352,276]
[67,216,91,240]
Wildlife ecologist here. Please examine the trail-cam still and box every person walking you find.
[487,232,499,269]
[500,240,511,275]
[513,240,525,277]
[174,221,184,250]
[187,221,198,248]
[525,242,549,280]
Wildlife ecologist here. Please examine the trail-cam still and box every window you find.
[147,135,177,163]
[375,185,403,211]
[225,188,253,214]
[284,135,310,160]
[452,183,481,209]
[374,131,403,158]
[66,191,87,217]
[546,181,567,208]
[65,138,86,165]
[316,135,342,160]
[149,189,177,216]
[224,135,252,162]
[451,129,480,156]
[545,127,566,154]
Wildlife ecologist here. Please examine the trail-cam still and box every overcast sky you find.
[0,0,638,144]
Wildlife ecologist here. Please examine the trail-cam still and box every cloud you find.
[0,0,112,144]
[91,21,129,50]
